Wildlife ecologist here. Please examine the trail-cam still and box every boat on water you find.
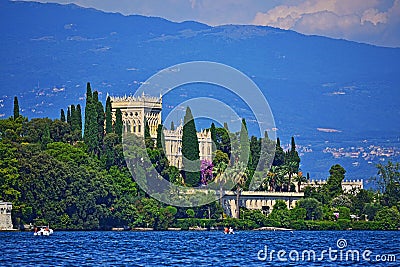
[34,226,53,236]
[224,227,234,234]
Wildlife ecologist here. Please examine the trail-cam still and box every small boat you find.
[34,226,53,236]
[224,227,235,234]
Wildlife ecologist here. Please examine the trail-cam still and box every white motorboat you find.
[34,226,53,236]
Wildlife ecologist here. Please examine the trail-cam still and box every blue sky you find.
[23,0,400,47]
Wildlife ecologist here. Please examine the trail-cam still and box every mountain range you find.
[1,0,399,181]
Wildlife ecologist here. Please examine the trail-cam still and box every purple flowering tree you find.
[200,159,214,185]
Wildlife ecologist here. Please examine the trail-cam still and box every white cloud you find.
[253,0,400,47]
[361,8,388,25]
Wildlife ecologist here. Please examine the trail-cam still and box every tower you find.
[109,94,162,138]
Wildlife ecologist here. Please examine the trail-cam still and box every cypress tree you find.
[60,109,66,122]
[156,124,164,150]
[76,104,82,132]
[264,130,269,140]
[239,118,250,166]
[290,136,296,153]
[210,123,217,144]
[170,121,175,131]
[223,122,229,131]
[287,136,300,172]
[83,82,99,153]
[115,108,123,142]
[105,96,113,134]
[144,117,154,148]
[67,107,71,126]
[84,82,93,140]
[273,137,285,166]
[41,123,52,149]
[70,105,77,131]
[93,91,105,147]
[182,106,200,186]
[13,96,19,119]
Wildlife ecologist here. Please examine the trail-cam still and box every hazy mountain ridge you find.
[1,0,399,180]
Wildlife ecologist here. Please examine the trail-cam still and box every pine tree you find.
[67,107,71,126]
[60,109,66,122]
[13,96,19,119]
[115,108,123,143]
[105,96,113,134]
[182,106,200,186]
[239,118,250,166]
[170,121,175,131]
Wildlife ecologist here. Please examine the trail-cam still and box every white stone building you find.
[0,201,13,230]
[110,94,162,138]
[163,124,213,169]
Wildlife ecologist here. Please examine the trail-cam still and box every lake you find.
[0,231,399,266]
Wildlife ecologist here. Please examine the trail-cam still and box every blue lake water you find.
[0,231,399,266]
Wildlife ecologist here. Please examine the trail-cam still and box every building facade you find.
[110,94,213,169]
[163,124,213,169]
[110,94,162,138]
[0,201,13,230]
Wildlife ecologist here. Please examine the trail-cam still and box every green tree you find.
[13,96,19,120]
[76,104,82,133]
[210,122,216,151]
[156,124,164,150]
[350,189,374,215]
[249,136,261,171]
[41,123,52,148]
[144,117,154,149]
[273,138,285,166]
[297,198,323,220]
[182,107,200,187]
[115,108,123,142]
[375,206,400,230]
[170,121,175,131]
[83,83,99,153]
[319,164,346,204]
[215,127,231,157]
[239,118,250,166]
[105,96,113,134]
[93,91,104,145]
[60,109,66,122]
[373,161,400,207]
[0,142,20,204]
[70,105,78,132]
[67,107,71,126]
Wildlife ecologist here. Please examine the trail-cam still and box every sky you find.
[23,0,400,47]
